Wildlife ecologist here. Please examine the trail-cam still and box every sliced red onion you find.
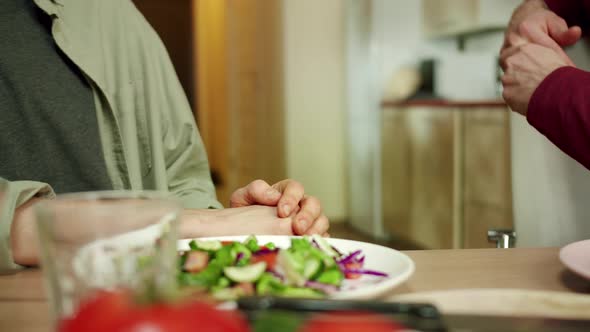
[311,239,320,249]
[235,252,244,263]
[304,280,339,295]
[331,245,343,257]
[254,248,278,256]
[342,268,388,277]
[337,250,362,264]
[269,270,285,281]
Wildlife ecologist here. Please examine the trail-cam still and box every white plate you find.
[177,235,415,300]
[559,239,590,280]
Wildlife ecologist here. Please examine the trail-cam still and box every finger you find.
[304,215,330,236]
[500,45,524,70]
[272,179,305,218]
[292,196,322,234]
[507,32,528,48]
[547,14,582,46]
[561,26,583,46]
[229,179,280,207]
[322,232,330,238]
[501,72,517,86]
[519,21,574,66]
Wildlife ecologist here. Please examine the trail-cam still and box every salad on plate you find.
[177,235,388,300]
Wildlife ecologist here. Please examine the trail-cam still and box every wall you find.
[282,0,348,222]
[510,40,590,247]
[345,0,458,238]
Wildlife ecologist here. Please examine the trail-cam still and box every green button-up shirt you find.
[0,0,222,271]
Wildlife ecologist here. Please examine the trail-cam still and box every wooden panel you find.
[382,108,455,249]
[196,0,286,205]
[226,0,286,189]
[409,109,455,249]
[195,0,231,203]
[463,109,513,248]
[382,110,412,240]
[133,0,196,107]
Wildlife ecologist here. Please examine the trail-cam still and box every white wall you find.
[345,0,461,238]
[282,0,348,221]
[345,0,382,237]
[510,40,590,247]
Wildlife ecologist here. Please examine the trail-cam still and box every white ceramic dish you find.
[177,235,415,300]
[559,239,590,280]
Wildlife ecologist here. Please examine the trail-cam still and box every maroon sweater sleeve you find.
[527,66,590,170]
[545,0,590,31]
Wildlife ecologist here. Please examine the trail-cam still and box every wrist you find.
[179,208,233,239]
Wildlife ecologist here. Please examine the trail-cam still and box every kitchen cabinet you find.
[422,0,520,38]
[381,102,513,249]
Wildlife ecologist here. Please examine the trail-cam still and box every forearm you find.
[527,66,590,170]
[180,206,292,239]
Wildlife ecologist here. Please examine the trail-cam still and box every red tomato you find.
[102,304,190,332]
[344,262,362,279]
[177,301,250,332]
[59,290,132,332]
[300,312,405,332]
[251,252,278,271]
[60,291,250,332]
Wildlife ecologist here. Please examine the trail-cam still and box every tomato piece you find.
[344,262,362,279]
[221,241,235,246]
[300,312,405,332]
[102,304,190,332]
[178,301,251,332]
[183,251,209,273]
[59,290,132,332]
[60,291,250,332]
[251,252,278,271]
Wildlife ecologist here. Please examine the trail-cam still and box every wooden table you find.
[1,247,589,332]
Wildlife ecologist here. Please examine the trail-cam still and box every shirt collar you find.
[33,0,63,16]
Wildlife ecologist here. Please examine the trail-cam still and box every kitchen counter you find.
[1,247,588,331]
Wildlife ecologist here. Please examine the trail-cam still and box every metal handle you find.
[487,229,516,248]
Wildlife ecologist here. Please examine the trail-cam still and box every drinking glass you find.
[34,191,182,323]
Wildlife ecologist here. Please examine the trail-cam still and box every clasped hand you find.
[500,0,581,115]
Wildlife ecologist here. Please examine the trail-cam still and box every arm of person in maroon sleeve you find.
[527,66,590,170]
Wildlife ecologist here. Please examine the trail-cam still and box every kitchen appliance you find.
[433,53,501,101]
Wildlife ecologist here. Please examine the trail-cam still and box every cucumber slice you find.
[311,234,338,257]
[223,261,267,283]
[303,259,321,279]
[280,287,323,298]
[278,250,305,286]
[195,239,222,251]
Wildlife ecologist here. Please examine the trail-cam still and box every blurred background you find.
[133,0,590,250]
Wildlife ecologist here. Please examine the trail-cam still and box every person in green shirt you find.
[0,0,329,271]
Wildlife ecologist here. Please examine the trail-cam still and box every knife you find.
[237,296,590,332]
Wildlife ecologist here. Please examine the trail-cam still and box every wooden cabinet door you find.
[382,106,513,249]
[382,107,455,249]
[463,108,513,248]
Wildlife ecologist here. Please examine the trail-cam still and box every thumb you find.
[552,26,582,47]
